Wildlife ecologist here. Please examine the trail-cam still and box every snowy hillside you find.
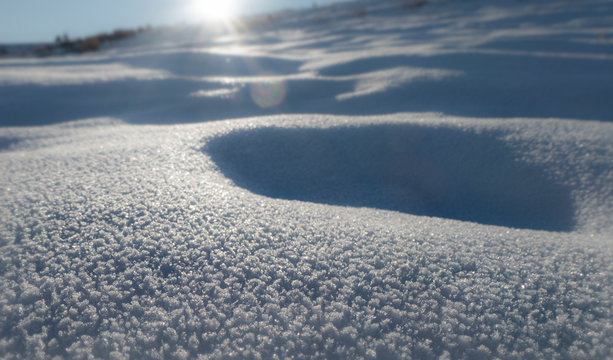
[1,0,613,358]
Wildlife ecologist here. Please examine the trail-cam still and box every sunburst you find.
[187,0,236,22]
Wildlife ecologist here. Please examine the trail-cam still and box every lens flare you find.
[250,79,286,109]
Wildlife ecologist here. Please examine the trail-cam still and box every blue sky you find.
[0,0,348,44]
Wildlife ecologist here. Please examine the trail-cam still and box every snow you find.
[1,0,613,358]
[0,63,170,86]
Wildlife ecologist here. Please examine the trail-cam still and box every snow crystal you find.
[1,0,613,358]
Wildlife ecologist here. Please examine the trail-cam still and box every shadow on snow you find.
[205,124,575,231]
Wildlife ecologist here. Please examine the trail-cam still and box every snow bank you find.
[1,0,613,358]
[1,114,612,360]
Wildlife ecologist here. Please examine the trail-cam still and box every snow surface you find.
[1,0,613,359]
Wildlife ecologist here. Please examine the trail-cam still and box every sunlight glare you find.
[188,0,236,22]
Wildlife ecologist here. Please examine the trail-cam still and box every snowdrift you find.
[1,0,613,358]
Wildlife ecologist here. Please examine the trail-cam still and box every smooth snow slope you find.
[1,0,613,359]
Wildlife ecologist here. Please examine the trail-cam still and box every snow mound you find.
[1,0,613,358]
[1,115,612,360]
[207,124,574,231]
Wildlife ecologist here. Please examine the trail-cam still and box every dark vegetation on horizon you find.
[0,26,153,58]
[48,26,153,56]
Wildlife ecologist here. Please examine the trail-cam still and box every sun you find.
[187,0,236,22]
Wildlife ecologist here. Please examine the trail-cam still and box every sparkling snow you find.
[1,0,613,358]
